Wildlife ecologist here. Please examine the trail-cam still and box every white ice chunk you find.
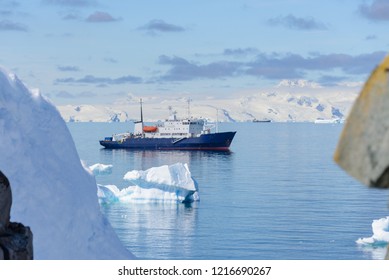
[99,163,199,203]
[97,185,120,203]
[124,163,197,191]
[356,216,389,246]
[89,163,113,176]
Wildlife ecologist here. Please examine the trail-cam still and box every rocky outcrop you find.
[0,171,11,233]
[0,223,33,260]
[334,55,389,188]
[0,171,33,260]
[334,55,389,259]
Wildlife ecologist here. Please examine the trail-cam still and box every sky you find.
[0,0,388,106]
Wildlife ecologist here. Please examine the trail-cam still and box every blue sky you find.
[0,0,388,105]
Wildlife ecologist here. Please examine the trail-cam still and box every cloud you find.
[104,57,118,63]
[57,65,80,71]
[359,0,389,21]
[0,10,13,16]
[317,75,348,86]
[79,91,97,97]
[0,20,28,31]
[55,90,97,99]
[42,0,96,7]
[156,51,386,81]
[56,91,75,98]
[138,19,185,35]
[86,11,120,22]
[55,74,142,84]
[0,1,20,8]
[158,55,242,81]
[223,48,259,57]
[267,14,327,30]
[247,51,386,78]
[365,34,377,40]
[62,13,80,20]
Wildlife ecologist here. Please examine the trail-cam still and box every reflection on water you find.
[356,244,387,260]
[100,149,232,169]
[97,149,234,186]
[68,122,389,260]
[97,148,233,259]
[100,200,199,259]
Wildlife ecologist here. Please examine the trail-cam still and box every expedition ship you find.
[99,100,236,150]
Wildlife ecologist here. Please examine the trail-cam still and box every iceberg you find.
[89,163,113,176]
[0,67,133,259]
[356,216,389,246]
[98,163,200,203]
[356,216,389,259]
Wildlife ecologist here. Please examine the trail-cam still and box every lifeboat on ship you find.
[143,126,158,133]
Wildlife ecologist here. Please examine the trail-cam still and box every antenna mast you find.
[187,98,192,119]
[140,98,144,137]
[216,108,219,133]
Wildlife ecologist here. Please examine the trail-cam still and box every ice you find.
[97,185,120,203]
[89,163,113,176]
[356,216,389,246]
[0,67,133,259]
[356,217,389,259]
[98,163,200,203]
[124,163,197,191]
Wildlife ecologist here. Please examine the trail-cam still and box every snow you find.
[0,67,134,259]
[89,163,113,176]
[98,163,199,203]
[56,79,359,123]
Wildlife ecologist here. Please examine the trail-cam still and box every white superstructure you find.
[133,112,213,139]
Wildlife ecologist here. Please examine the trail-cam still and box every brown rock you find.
[334,55,389,188]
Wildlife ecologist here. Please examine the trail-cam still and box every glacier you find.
[57,79,358,123]
[98,163,199,204]
[0,67,134,259]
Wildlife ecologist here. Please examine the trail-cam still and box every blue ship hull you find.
[99,131,236,150]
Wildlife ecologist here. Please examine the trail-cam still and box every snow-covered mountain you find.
[57,80,360,123]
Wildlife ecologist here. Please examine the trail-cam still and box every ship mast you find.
[140,98,144,138]
[187,98,192,119]
[216,108,219,133]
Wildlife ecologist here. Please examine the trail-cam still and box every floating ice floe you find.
[356,217,389,259]
[89,163,113,176]
[356,216,389,246]
[98,163,199,204]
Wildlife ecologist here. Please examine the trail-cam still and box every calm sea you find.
[68,122,389,260]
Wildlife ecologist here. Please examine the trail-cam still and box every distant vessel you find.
[314,119,343,124]
[99,100,236,150]
[253,119,271,123]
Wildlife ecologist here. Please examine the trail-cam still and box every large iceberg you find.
[98,163,199,203]
[0,67,133,259]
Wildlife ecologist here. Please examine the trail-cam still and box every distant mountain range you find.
[57,80,360,123]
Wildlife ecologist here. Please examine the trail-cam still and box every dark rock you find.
[0,170,11,234]
[0,223,33,260]
[0,171,33,260]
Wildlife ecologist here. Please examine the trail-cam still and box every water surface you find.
[68,122,389,259]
